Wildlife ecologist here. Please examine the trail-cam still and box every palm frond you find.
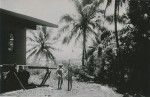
[26,43,39,46]
[87,26,97,36]
[105,14,128,24]
[40,26,51,41]
[117,0,127,13]
[86,47,96,59]
[62,37,70,44]
[105,15,114,23]
[26,46,38,53]
[87,0,103,19]
[45,40,59,45]
[62,24,80,44]
[105,0,127,16]
[88,21,96,29]
[97,25,109,33]
[42,26,47,36]
[97,9,105,14]
[45,49,55,61]
[44,32,50,42]
[101,31,111,40]
[69,24,81,38]
[60,14,75,23]
[82,0,100,20]
[95,19,104,28]
[33,47,42,61]
[95,35,101,44]
[59,24,70,32]
[73,0,84,16]
[75,31,82,44]
[26,37,36,42]
[118,25,133,37]
[26,49,37,60]
[54,24,70,41]
[82,0,92,6]
[38,32,44,42]
[104,0,112,17]
[30,30,40,42]
[46,45,58,51]
[45,34,50,42]
[86,36,101,59]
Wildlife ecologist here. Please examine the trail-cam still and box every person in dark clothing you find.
[68,66,73,91]
[56,64,64,90]
[22,67,30,86]
[17,66,30,87]
[5,63,20,91]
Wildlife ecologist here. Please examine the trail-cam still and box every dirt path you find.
[1,80,122,97]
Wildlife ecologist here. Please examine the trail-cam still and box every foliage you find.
[127,0,150,96]
[58,0,104,67]
[86,24,138,93]
[105,0,128,54]
[26,26,56,65]
[84,0,150,96]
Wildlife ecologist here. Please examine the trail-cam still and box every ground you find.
[0,70,123,97]
[1,80,123,97]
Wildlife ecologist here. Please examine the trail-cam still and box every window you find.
[8,32,14,52]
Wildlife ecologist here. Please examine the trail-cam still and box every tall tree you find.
[104,1,128,87]
[59,0,103,67]
[105,0,127,53]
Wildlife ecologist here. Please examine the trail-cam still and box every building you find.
[0,8,58,65]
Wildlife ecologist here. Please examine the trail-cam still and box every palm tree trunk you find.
[82,29,86,67]
[114,0,119,52]
[114,0,120,85]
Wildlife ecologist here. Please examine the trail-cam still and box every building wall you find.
[13,26,26,65]
[0,15,26,65]
[0,15,2,65]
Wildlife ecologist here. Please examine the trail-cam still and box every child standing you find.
[56,64,63,90]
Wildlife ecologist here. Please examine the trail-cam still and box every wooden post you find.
[68,59,70,91]
[40,69,51,86]
[13,72,26,90]
[0,66,3,93]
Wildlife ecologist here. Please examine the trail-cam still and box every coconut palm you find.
[59,0,103,67]
[86,30,111,58]
[105,0,127,53]
[104,1,128,81]
[26,26,56,64]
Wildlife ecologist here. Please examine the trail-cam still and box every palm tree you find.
[82,0,93,6]
[104,1,128,81]
[86,30,111,58]
[105,0,127,53]
[59,0,103,67]
[26,26,56,65]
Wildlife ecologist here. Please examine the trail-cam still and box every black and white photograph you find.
[0,0,150,97]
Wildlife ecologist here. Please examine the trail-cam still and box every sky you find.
[1,0,76,24]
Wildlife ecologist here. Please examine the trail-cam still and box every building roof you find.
[0,8,58,28]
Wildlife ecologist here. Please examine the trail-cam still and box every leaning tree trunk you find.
[82,29,86,68]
